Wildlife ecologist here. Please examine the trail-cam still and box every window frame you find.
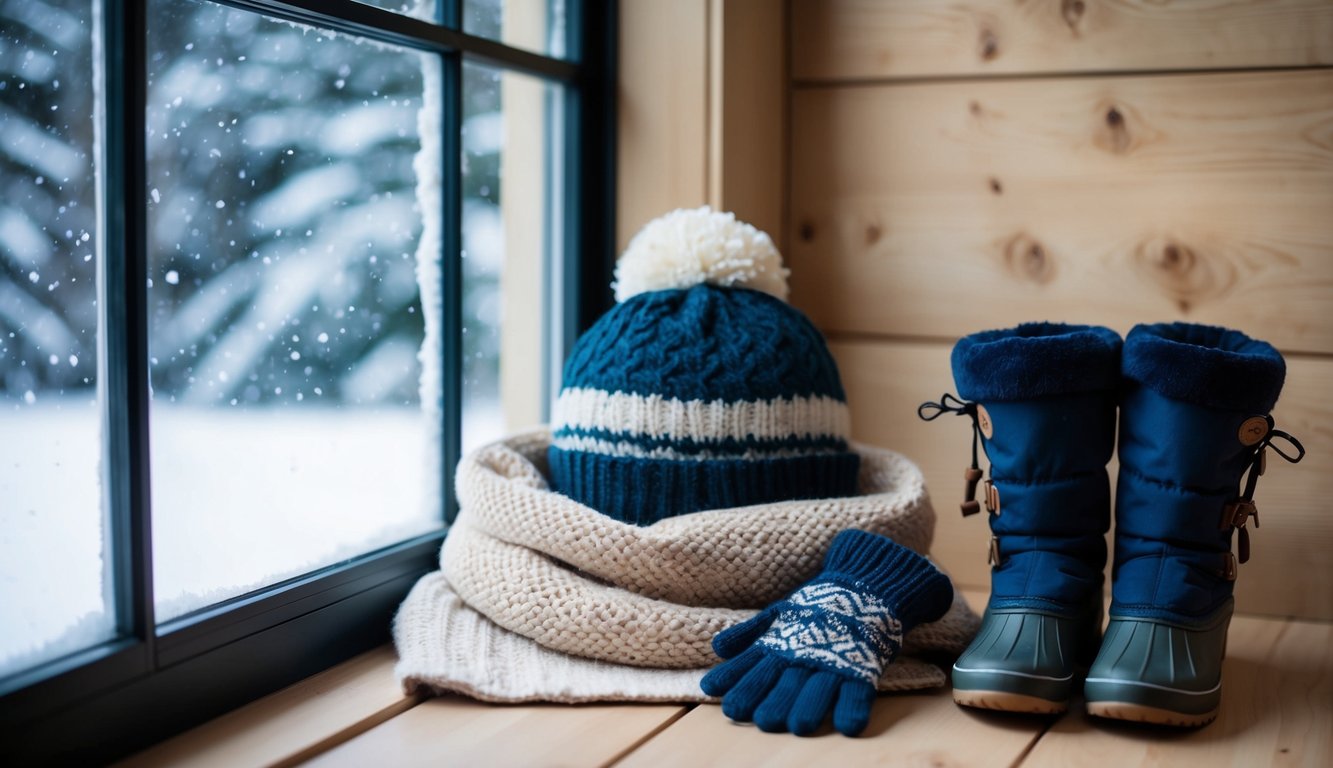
[0,0,617,762]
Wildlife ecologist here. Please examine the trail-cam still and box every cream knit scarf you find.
[394,430,980,703]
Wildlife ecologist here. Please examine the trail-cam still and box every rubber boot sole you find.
[1086,700,1217,727]
[953,689,1066,714]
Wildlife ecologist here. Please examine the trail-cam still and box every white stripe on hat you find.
[552,387,851,443]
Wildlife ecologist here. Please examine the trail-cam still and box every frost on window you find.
[0,0,113,678]
[355,0,437,21]
[145,0,443,622]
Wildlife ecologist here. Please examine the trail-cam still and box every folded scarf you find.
[394,430,980,702]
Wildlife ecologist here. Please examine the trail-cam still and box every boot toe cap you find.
[1084,607,1231,724]
[952,608,1090,707]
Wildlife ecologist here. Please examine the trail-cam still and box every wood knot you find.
[1061,0,1086,31]
[988,177,1003,195]
[1132,236,1237,314]
[1152,240,1194,276]
[865,224,882,245]
[1094,102,1134,154]
[1002,233,1056,285]
[798,221,816,242]
[969,100,983,117]
[978,29,999,61]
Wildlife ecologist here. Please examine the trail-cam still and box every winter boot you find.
[921,323,1122,714]
[1085,323,1304,727]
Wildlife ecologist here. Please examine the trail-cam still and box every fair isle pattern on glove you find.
[701,529,954,736]
[757,582,903,686]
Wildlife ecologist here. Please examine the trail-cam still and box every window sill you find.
[117,646,414,768]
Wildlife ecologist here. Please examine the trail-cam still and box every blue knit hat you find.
[548,207,861,525]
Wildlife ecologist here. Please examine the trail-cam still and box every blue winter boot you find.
[921,323,1122,714]
[1085,323,1304,727]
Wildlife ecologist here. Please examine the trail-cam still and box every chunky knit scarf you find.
[394,431,980,703]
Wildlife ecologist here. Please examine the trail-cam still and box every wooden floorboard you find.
[1021,617,1330,768]
[116,589,1330,767]
[302,697,688,768]
[614,684,1046,768]
[117,646,417,768]
[612,587,1046,768]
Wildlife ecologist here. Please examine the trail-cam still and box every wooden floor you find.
[118,590,1331,768]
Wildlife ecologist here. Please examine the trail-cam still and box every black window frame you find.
[0,0,616,762]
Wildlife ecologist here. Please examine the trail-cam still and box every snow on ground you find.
[0,398,501,678]
[147,404,440,622]
[0,397,110,677]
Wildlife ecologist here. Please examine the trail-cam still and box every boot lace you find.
[1220,414,1305,572]
[918,394,987,517]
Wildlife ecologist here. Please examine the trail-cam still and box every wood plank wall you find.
[617,0,785,251]
[786,0,1333,621]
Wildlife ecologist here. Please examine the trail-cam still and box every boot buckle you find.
[987,536,1002,568]
[962,467,984,517]
[983,479,1001,516]
[1220,499,1256,531]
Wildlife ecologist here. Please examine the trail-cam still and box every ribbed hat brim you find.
[547,448,862,526]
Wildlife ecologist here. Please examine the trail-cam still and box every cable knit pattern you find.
[549,284,860,524]
[559,286,845,402]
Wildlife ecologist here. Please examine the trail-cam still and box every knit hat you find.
[548,207,861,525]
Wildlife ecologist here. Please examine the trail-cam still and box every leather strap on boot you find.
[918,394,990,517]
[1219,414,1305,575]
[919,394,1004,567]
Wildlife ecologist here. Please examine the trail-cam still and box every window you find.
[0,0,614,762]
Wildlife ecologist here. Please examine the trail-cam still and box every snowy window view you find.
[1,0,552,678]
[143,0,446,623]
[0,0,111,678]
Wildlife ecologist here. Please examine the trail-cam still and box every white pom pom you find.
[612,206,790,303]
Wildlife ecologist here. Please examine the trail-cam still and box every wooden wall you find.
[617,0,786,250]
[619,0,1333,621]
[787,0,1333,621]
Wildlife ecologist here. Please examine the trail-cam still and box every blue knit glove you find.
[700,529,953,736]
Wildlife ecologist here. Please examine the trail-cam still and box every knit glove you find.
[700,529,953,736]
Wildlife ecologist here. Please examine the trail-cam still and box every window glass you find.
[145,0,442,622]
[355,0,437,21]
[464,0,566,59]
[0,0,112,678]
[460,61,556,453]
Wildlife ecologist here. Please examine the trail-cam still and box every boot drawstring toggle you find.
[1220,414,1305,570]
[918,393,994,518]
